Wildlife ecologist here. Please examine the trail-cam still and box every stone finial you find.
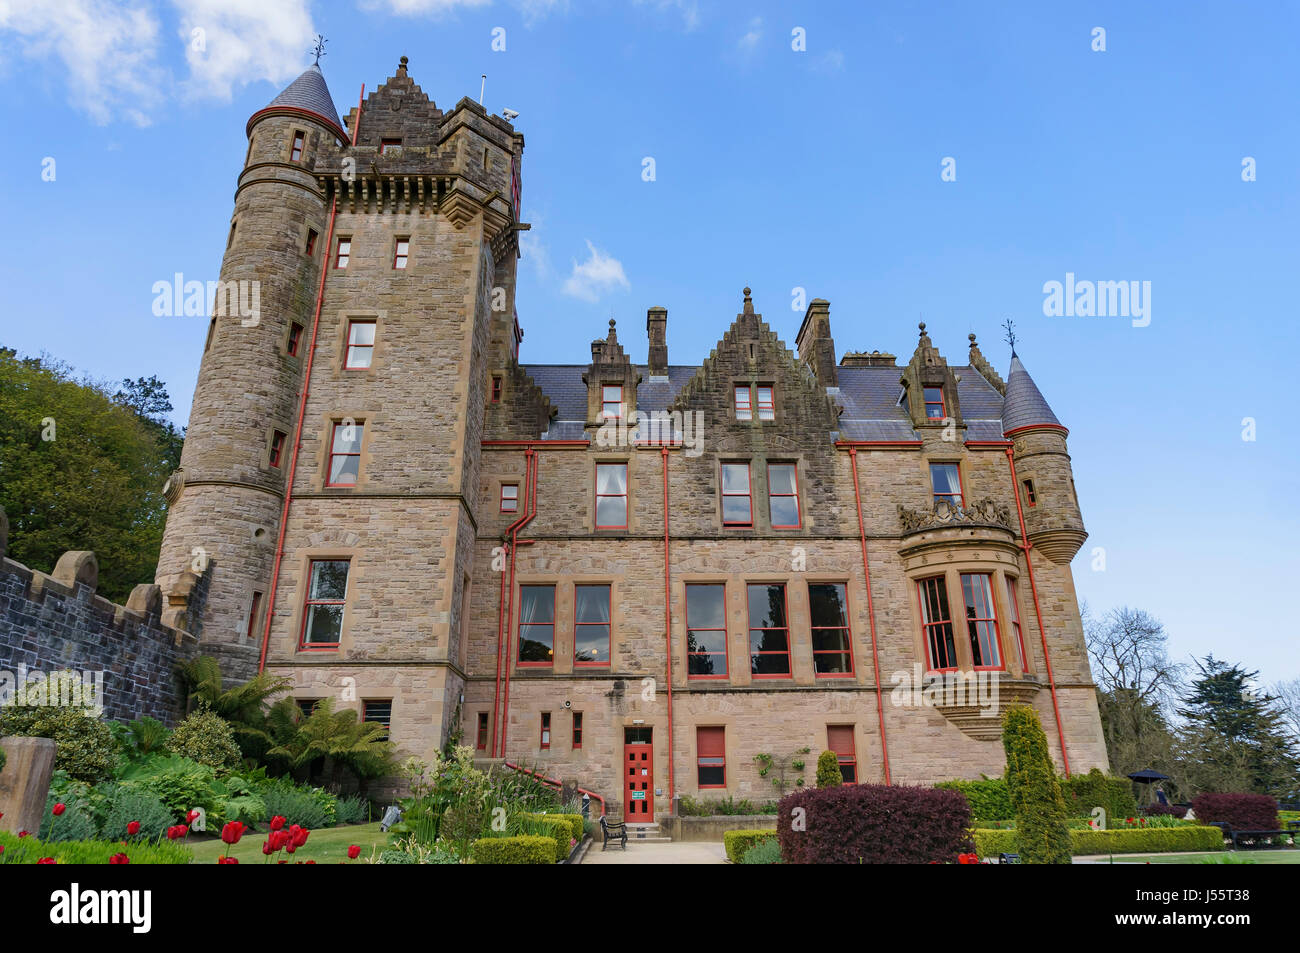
[967,331,1006,394]
[52,551,98,592]
[742,287,754,314]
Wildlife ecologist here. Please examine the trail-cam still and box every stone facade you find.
[155,56,1108,818]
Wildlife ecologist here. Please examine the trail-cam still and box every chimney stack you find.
[795,298,837,387]
[646,306,668,376]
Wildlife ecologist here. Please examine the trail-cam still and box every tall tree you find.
[113,375,184,472]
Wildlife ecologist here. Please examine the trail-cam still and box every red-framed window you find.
[721,462,752,526]
[296,699,318,718]
[767,463,800,528]
[960,572,1003,669]
[595,463,628,529]
[917,575,957,671]
[923,385,945,419]
[305,228,318,256]
[572,712,583,749]
[540,712,551,749]
[601,384,623,420]
[746,582,790,677]
[393,237,409,270]
[300,559,349,649]
[287,322,304,356]
[809,582,854,676]
[269,430,286,468]
[827,725,857,783]
[757,385,775,421]
[517,584,555,666]
[245,591,263,642]
[362,699,392,739]
[290,131,305,162]
[574,584,611,666]
[697,727,726,788]
[327,422,364,487]
[500,483,519,513]
[929,462,963,507]
[686,583,728,678]
[345,320,376,369]
[334,237,351,269]
[379,138,401,155]
[1006,576,1029,673]
[476,712,489,750]
[734,384,752,420]
[1022,478,1037,507]
[491,375,503,403]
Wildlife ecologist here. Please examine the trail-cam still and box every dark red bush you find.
[1189,793,1278,832]
[777,784,973,864]
[1144,802,1187,819]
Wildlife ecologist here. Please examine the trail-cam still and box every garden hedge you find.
[724,829,776,863]
[0,830,192,864]
[470,835,557,865]
[1189,793,1279,832]
[972,825,1226,858]
[777,784,972,864]
[934,778,1013,822]
[1060,769,1138,820]
[525,812,584,849]
[523,815,570,862]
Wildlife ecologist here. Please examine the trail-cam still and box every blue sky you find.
[1,1,1296,681]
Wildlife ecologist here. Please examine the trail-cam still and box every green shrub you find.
[165,707,241,770]
[0,830,191,864]
[523,812,584,847]
[971,829,1019,858]
[124,717,171,758]
[1002,706,1071,864]
[740,838,782,864]
[521,814,570,861]
[471,835,556,864]
[971,825,1226,858]
[934,778,1014,822]
[130,766,219,821]
[723,829,776,863]
[678,795,767,816]
[335,794,370,825]
[101,785,174,841]
[0,746,7,775]
[0,705,118,783]
[378,848,416,864]
[38,791,98,842]
[1060,768,1138,821]
[815,750,842,788]
[260,780,337,828]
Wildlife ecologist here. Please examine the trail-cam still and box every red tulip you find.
[217,856,239,864]
[0,846,5,856]
[52,803,66,817]
[220,821,246,845]
[306,860,316,865]
[37,857,56,864]
[262,840,276,856]
[126,821,141,836]
[18,831,29,838]
[270,815,286,831]
[292,828,310,849]
[186,810,200,824]
[109,853,130,865]
[167,825,188,840]
[347,844,361,860]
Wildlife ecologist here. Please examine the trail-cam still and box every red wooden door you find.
[623,741,653,821]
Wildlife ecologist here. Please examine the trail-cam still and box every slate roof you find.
[520,359,1042,442]
[264,64,345,134]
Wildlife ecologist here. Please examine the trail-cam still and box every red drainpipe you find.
[258,85,365,672]
[497,446,537,756]
[848,448,892,785]
[1004,447,1071,776]
[491,448,533,755]
[503,761,606,816]
[661,446,675,804]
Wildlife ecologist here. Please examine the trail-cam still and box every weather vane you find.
[311,34,327,65]
[1002,317,1017,356]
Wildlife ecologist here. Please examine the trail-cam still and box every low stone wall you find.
[664,814,779,842]
[0,506,204,725]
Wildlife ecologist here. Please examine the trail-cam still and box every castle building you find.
[156,58,1107,816]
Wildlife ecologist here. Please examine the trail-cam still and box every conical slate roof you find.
[264,63,345,134]
[1001,355,1062,433]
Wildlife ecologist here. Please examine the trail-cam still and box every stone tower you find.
[158,54,525,743]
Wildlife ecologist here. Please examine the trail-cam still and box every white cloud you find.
[737,16,762,53]
[562,240,629,302]
[358,0,491,15]
[518,214,550,279]
[173,0,316,102]
[0,0,164,126]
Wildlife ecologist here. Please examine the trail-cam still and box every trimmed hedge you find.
[526,812,584,849]
[815,751,842,788]
[1060,769,1138,820]
[0,830,192,864]
[471,835,557,865]
[521,814,571,862]
[778,784,972,864]
[934,778,1013,822]
[1002,706,1071,864]
[972,825,1226,858]
[1190,793,1279,833]
[724,829,776,863]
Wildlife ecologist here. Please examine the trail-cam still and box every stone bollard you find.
[0,737,57,835]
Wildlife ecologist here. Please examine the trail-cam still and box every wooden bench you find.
[599,815,628,851]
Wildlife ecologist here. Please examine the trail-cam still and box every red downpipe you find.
[491,449,533,755]
[503,761,606,816]
[661,446,675,803]
[1005,447,1071,776]
[497,446,537,756]
[258,85,365,672]
[848,448,892,785]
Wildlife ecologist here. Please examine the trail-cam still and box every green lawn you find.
[1108,851,1300,864]
[188,821,391,865]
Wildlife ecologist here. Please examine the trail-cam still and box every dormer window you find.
[924,386,945,419]
[602,385,623,420]
[379,138,401,155]
[734,384,752,420]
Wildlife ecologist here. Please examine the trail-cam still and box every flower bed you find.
[0,830,192,865]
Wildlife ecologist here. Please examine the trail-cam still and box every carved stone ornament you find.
[897,497,1013,534]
